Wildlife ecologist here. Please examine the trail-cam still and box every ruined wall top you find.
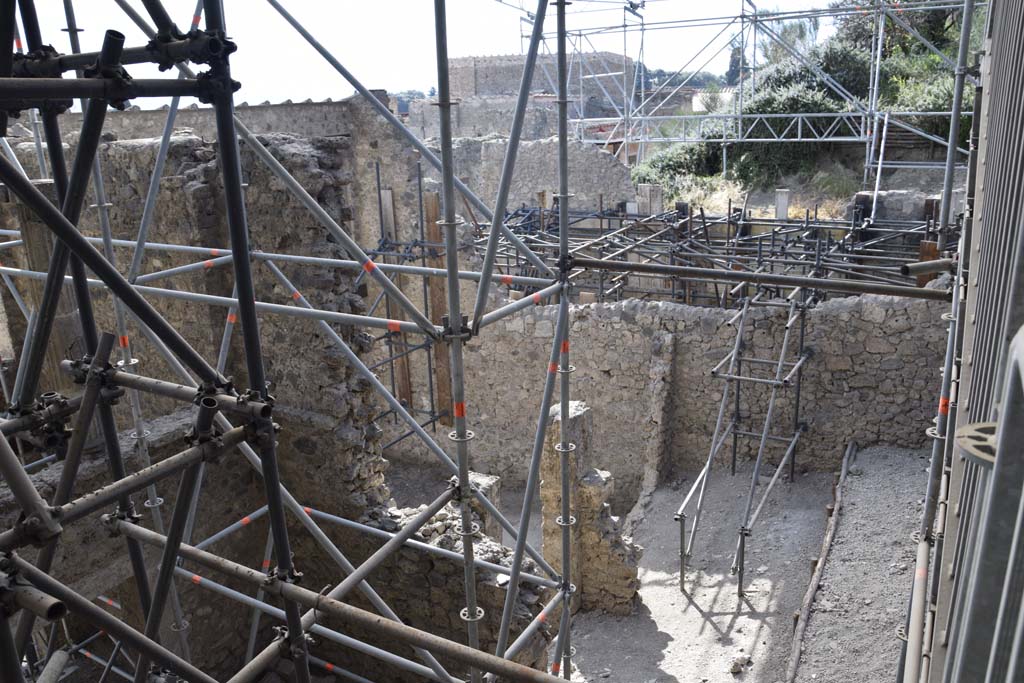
[49,95,380,142]
[449,51,636,101]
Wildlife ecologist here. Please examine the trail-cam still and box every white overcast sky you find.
[25,0,836,108]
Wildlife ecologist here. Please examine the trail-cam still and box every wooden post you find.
[12,180,80,400]
[917,240,940,287]
[380,188,414,408]
[424,192,453,426]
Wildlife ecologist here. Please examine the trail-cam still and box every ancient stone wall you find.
[426,134,636,212]
[57,99,361,142]
[540,402,641,615]
[0,130,548,680]
[407,95,559,140]
[389,294,946,516]
[449,52,635,104]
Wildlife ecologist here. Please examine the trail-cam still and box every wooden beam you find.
[424,192,453,426]
[380,188,413,408]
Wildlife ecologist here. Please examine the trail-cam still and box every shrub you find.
[729,85,845,187]
[749,40,871,103]
[876,44,974,145]
[633,142,722,188]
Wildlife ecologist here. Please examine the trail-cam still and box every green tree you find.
[726,39,749,86]
[759,16,820,65]
[830,0,958,53]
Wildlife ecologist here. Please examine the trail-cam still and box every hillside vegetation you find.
[633,2,981,207]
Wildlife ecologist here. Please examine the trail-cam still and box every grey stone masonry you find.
[541,402,642,616]
[435,293,947,518]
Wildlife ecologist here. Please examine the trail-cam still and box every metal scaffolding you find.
[895,0,1024,677]
[522,0,979,213]
[0,0,570,681]
[0,1,970,683]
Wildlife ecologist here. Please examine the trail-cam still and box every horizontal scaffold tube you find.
[572,256,952,301]
[0,265,439,336]
[61,365,273,419]
[175,566,459,683]
[5,555,218,683]
[113,520,565,683]
[900,258,955,276]
[0,77,213,101]
[55,427,250,527]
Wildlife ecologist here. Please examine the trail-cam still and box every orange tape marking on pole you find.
[939,397,950,416]
[387,321,402,332]
[227,312,237,324]
[501,275,514,285]
[548,362,558,373]
[363,260,378,273]
[561,340,569,354]
[119,335,129,349]
[454,402,466,418]
[533,293,542,304]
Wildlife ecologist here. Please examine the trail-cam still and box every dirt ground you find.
[385,448,923,683]
[569,463,833,683]
[793,446,927,683]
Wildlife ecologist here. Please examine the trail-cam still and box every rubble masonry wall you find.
[0,129,549,680]
[392,295,946,513]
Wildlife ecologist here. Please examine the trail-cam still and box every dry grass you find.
[672,163,861,220]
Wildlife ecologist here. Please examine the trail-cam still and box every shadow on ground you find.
[573,464,833,682]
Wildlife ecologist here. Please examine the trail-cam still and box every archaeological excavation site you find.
[0,0,1022,681]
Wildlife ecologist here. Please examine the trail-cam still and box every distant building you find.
[449,52,638,116]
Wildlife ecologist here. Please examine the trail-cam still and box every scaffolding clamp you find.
[267,563,304,589]
[194,70,242,105]
[441,314,473,342]
[448,476,469,502]
[455,521,480,537]
[100,508,141,539]
[24,392,73,459]
[557,253,576,278]
[149,30,235,71]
